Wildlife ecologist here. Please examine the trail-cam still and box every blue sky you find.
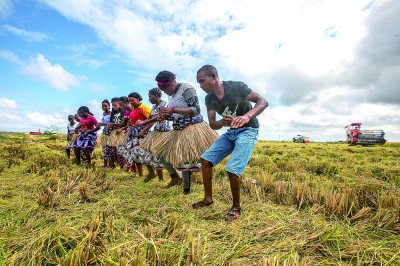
[1,0,399,141]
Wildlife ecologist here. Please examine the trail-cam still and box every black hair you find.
[111,97,120,103]
[149,87,162,98]
[110,99,123,121]
[119,96,129,103]
[78,106,90,113]
[197,65,219,77]
[68,115,74,119]
[128,92,143,101]
[155,70,176,83]
[102,99,110,106]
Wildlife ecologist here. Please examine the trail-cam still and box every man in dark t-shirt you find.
[193,65,268,221]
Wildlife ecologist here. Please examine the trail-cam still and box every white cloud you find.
[42,0,376,82]
[0,0,13,19]
[0,106,79,133]
[1,51,81,92]
[20,54,80,91]
[86,99,101,113]
[0,50,21,64]
[0,97,18,109]
[1,112,23,131]
[0,100,24,132]
[26,112,64,126]
[32,0,400,141]
[2,24,49,42]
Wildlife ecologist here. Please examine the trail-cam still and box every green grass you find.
[0,134,399,265]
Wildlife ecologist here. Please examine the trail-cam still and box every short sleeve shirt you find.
[101,114,111,134]
[67,123,78,134]
[129,103,151,124]
[205,81,259,128]
[79,115,97,130]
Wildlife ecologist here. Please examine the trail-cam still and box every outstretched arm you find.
[136,116,158,126]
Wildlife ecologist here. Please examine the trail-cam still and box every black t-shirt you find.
[104,108,124,135]
[110,108,124,124]
[205,81,259,128]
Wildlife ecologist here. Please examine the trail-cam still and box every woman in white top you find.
[66,115,78,159]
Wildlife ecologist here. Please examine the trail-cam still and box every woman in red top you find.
[125,92,156,178]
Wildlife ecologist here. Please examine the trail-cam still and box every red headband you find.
[157,81,173,85]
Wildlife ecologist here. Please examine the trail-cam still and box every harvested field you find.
[0,133,399,265]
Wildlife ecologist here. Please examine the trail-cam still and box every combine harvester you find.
[293,135,310,143]
[345,123,386,145]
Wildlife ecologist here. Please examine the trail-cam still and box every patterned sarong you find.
[73,132,97,149]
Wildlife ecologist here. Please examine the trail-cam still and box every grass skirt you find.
[107,130,129,146]
[97,134,108,148]
[140,130,167,151]
[140,130,168,169]
[150,121,218,168]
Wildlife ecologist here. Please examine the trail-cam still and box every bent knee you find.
[201,157,213,167]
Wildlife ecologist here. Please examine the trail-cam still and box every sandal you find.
[225,208,241,222]
[192,201,214,209]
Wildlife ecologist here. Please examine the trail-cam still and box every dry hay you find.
[1,135,400,265]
